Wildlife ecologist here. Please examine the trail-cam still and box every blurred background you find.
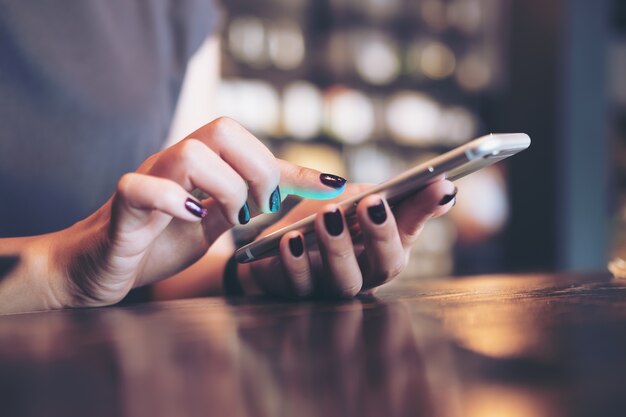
[209,0,621,279]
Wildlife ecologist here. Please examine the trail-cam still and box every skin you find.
[0,117,455,314]
[245,181,455,299]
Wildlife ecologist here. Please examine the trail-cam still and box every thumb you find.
[277,159,347,200]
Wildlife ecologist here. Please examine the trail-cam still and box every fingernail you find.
[269,186,281,213]
[238,203,250,225]
[324,209,344,236]
[439,187,458,206]
[185,198,208,218]
[289,236,304,257]
[367,200,387,225]
[320,173,347,189]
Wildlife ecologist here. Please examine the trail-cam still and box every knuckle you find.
[210,116,238,137]
[253,160,280,188]
[293,166,311,185]
[174,139,204,167]
[116,173,136,197]
[216,178,248,209]
[329,246,354,263]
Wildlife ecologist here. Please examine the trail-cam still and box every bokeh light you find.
[282,81,323,140]
[268,21,305,70]
[325,86,375,145]
[386,91,442,145]
[354,30,401,85]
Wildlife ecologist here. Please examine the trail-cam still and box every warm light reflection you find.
[440,292,542,359]
[282,81,323,140]
[465,385,561,417]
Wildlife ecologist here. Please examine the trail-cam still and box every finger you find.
[113,173,209,234]
[149,138,249,225]
[394,180,457,247]
[184,117,281,213]
[277,159,347,200]
[355,195,406,290]
[315,205,362,298]
[279,231,314,298]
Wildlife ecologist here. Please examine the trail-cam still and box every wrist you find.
[44,214,110,309]
[0,233,67,314]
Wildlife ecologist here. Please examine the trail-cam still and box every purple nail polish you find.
[324,209,344,236]
[289,236,304,257]
[367,200,387,225]
[439,187,458,206]
[185,198,208,218]
[320,173,347,189]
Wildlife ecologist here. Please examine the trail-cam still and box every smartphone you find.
[235,133,531,263]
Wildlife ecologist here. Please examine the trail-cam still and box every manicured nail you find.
[320,173,347,189]
[238,202,250,225]
[324,209,344,236]
[269,186,281,213]
[439,187,458,206]
[367,200,387,225]
[289,236,304,257]
[185,198,208,218]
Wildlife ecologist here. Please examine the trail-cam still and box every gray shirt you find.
[0,0,220,236]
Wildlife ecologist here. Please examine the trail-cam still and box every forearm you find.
[0,234,65,315]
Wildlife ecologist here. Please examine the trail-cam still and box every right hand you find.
[47,117,346,308]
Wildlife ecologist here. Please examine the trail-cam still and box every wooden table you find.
[1,272,626,417]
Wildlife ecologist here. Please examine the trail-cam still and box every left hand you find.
[247,179,457,298]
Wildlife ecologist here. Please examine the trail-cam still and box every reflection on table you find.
[1,272,626,417]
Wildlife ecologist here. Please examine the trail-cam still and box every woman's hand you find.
[246,180,457,298]
[45,117,346,309]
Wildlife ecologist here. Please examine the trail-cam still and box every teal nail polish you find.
[238,203,250,225]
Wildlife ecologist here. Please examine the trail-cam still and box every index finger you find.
[277,159,347,200]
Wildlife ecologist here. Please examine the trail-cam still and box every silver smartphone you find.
[235,133,531,263]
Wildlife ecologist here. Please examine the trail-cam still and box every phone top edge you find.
[465,133,531,160]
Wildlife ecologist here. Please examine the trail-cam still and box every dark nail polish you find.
[320,173,347,189]
[289,236,304,257]
[238,203,250,225]
[269,186,281,213]
[367,200,387,225]
[324,209,344,236]
[185,198,208,218]
[439,187,458,206]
